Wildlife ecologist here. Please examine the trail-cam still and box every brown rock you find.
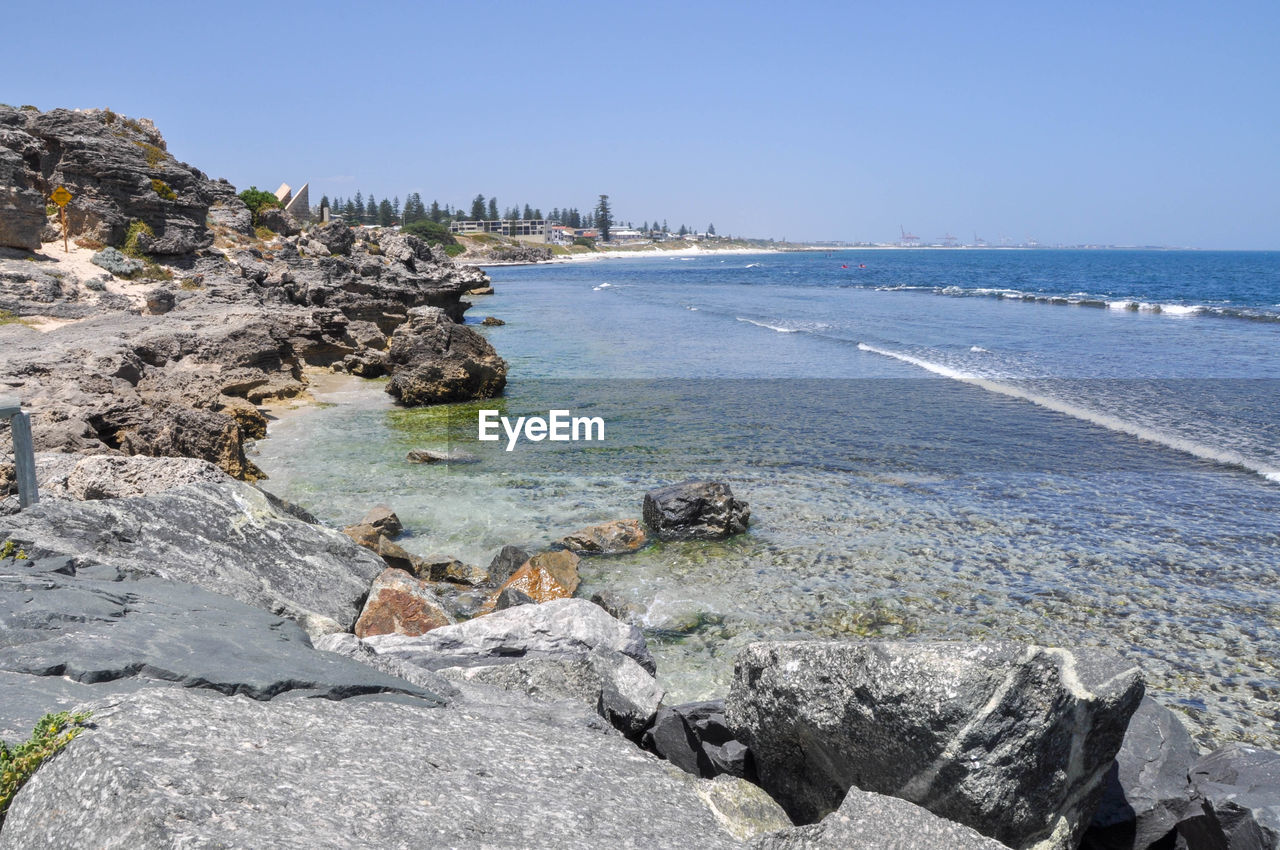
[360,504,403,538]
[496,550,581,604]
[557,519,648,555]
[481,316,505,326]
[354,567,453,638]
[409,554,483,584]
[467,286,495,295]
[341,524,415,573]
[342,523,381,549]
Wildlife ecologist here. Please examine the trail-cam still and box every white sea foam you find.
[857,342,1280,484]
[737,317,798,333]
[745,262,762,268]
[970,346,989,353]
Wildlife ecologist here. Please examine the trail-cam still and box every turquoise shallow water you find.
[254,249,1280,748]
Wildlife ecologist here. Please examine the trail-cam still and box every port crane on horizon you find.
[899,225,920,245]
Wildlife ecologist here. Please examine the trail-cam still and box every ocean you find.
[253,248,1280,748]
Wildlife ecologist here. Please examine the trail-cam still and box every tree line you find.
[316,191,716,240]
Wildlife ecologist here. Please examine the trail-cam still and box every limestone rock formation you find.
[0,105,229,254]
[643,480,750,541]
[725,640,1145,850]
[385,306,508,405]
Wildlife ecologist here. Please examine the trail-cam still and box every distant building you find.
[449,219,550,244]
[609,229,646,243]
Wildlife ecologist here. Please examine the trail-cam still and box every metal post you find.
[1,397,38,509]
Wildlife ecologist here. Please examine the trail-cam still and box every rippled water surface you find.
[254,250,1280,748]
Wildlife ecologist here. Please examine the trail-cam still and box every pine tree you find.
[523,204,533,220]
[471,195,486,221]
[487,197,499,221]
[378,199,394,227]
[679,224,688,237]
[353,191,364,220]
[430,200,441,222]
[595,195,613,242]
[708,223,716,236]
[534,208,542,220]
[392,196,401,220]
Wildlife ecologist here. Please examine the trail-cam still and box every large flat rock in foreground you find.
[0,481,385,632]
[0,687,755,849]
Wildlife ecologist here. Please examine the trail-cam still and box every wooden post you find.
[61,204,68,253]
[1,398,38,509]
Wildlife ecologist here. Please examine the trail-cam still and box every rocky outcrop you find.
[0,105,228,254]
[0,687,766,849]
[353,567,455,639]
[1085,696,1201,850]
[89,246,143,277]
[0,480,385,633]
[385,306,507,405]
[364,597,656,675]
[726,640,1145,850]
[458,243,554,265]
[643,480,750,541]
[358,504,402,537]
[750,785,1008,850]
[487,544,531,585]
[29,452,232,501]
[256,205,299,237]
[556,519,649,554]
[1,108,498,482]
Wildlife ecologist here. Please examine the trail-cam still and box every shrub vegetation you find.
[0,711,92,826]
[238,187,282,227]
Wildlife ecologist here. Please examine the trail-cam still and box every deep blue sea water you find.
[254,249,1280,748]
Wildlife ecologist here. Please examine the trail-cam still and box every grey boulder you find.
[0,480,386,632]
[488,543,531,585]
[726,640,1144,850]
[642,480,750,541]
[89,246,143,277]
[385,306,507,405]
[1177,743,1280,850]
[365,597,656,674]
[438,648,664,739]
[644,699,755,780]
[0,687,758,849]
[750,785,1008,850]
[1085,696,1201,850]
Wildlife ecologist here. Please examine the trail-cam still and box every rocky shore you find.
[2,107,1277,848]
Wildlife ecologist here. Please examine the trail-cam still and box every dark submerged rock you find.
[642,480,750,541]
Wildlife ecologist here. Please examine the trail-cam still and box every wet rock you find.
[642,480,750,541]
[354,567,455,639]
[359,503,402,538]
[1177,743,1280,849]
[409,553,476,583]
[750,785,1007,850]
[0,687,753,849]
[556,518,648,555]
[482,316,505,326]
[406,448,479,464]
[0,481,386,633]
[385,306,507,405]
[726,640,1144,850]
[487,544,531,585]
[365,597,656,675]
[496,549,580,604]
[1084,696,1200,850]
[90,246,143,277]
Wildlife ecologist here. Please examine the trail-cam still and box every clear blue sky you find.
[4,0,1278,248]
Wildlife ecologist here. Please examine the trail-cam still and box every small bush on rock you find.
[151,179,177,201]
[402,219,459,250]
[0,711,92,826]
[122,220,154,257]
[238,187,282,227]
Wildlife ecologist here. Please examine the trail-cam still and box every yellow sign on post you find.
[50,186,72,253]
